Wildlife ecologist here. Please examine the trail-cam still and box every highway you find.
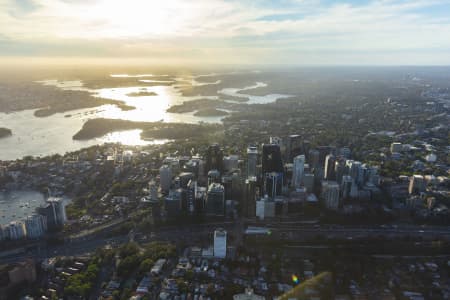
[1,222,450,265]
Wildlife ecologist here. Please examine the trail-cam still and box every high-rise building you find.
[149,180,158,201]
[324,154,336,181]
[207,169,221,187]
[165,189,182,217]
[292,155,305,189]
[317,146,335,167]
[186,180,197,214]
[262,144,284,174]
[350,181,359,199]
[206,183,225,216]
[223,155,239,172]
[367,166,380,186]
[321,181,340,210]
[159,165,172,193]
[346,160,363,186]
[261,143,284,199]
[243,176,257,218]
[334,157,346,184]
[205,144,223,173]
[247,146,258,177]
[256,195,275,220]
[213,229,227,258]
[264,172,283,199]
[183,159,200,177]
[6,221,26,240]
[341,175,353,200]
[409,175,426,195]
[285,134,302,162]
[38,198,66,230]
[303,173,315,193]
[308,149,320,169]
[25,214,47,239]
[177,172,195,189]
[222,172,242,202]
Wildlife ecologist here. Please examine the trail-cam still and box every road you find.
[1,222,450,265]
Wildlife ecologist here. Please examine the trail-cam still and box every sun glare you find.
[73,0,185,38]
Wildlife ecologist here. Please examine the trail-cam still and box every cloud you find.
[0,0,449,64]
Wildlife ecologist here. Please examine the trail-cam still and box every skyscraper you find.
[186,180,197,214]
[25,214,47,239]
[341,175,353,200]
[165,189,182,217]
[38,198,66,230]
[243,176,257,218]
[285,134,302,162]
[262,143,284,199]
[205,143,223,173]
[303,173,315,193]
[308,149,320,169]
[159,165,172,193]
[324,154,336,181]
[321,181,340,210]
[409,175,426,195]
[223,155,239,172]
[292,155,305,189]
[334,157,346,184]
[262,144,284,174]
[6,221,26,240]
[206,183,225,216]
[264,172,283,199]
[256,195,275,220]
[247,146,258,177]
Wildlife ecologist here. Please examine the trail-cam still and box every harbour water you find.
[0,74,292,160]
[0,190,46,226]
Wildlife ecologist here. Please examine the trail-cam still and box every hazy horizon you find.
[1,0,450,66]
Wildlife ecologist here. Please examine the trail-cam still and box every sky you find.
[0,0,450,65]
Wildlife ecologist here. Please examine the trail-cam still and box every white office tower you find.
[159,165,172,193]
[213,229,227,258]
[247,146,258,177]
[292,155,305,189]
[6,221,26,240]
[25,214,47,239]
[321,181,340,210]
